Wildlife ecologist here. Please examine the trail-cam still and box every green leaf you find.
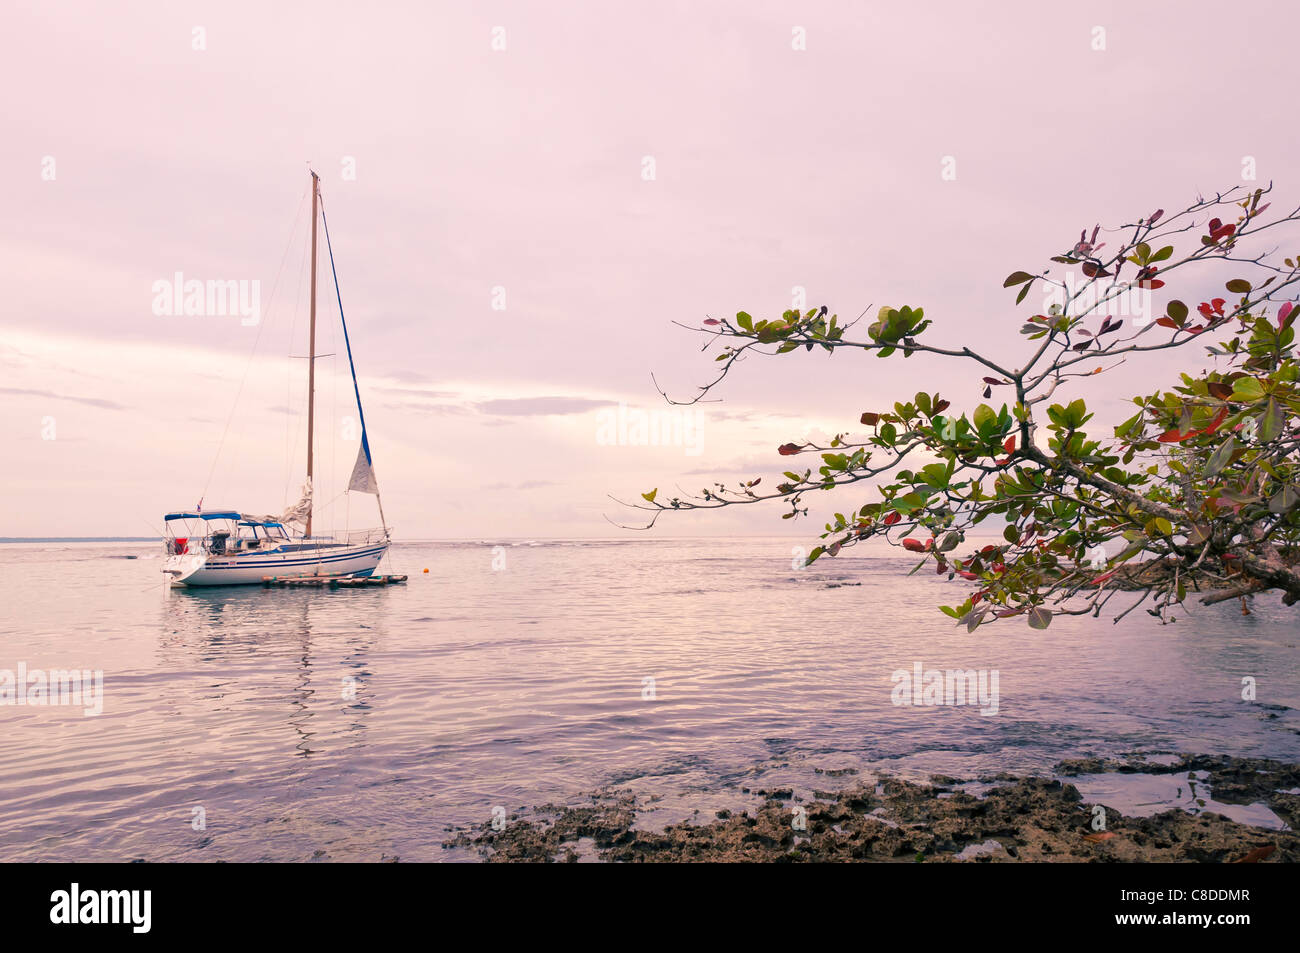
[1003,271,1034,288]
[1259,399,1284,443]
[736,311,754,331]
[1027,606,1052,630]
[1115,411,1144,439]
[1167,299,1188,323]
[1269,485,1299,515]
[1225,278,1252,294]
[1231,377,1264,402]
[1204,436,1236,477]
[1258,400,1280,442]
[641,488,657,503]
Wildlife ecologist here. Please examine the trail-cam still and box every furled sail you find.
[279,479,313,528]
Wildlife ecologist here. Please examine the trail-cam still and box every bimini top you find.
[164,511,243,521]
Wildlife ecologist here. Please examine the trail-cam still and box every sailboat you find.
[162,171,391,587]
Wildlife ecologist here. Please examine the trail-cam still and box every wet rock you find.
[443,759,1300,863]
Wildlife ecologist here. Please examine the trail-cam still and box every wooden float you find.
[262,573,408,589]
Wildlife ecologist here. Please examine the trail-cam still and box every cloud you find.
[0,387,125,411]
[380,400,472,416]
[473,396,617,416]
[482,479,559,491]
[371,384,462,399]
[681,457,778,476]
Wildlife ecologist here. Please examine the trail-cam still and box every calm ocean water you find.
[1,537,1297,861]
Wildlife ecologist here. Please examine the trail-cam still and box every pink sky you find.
[4,0,1298,537]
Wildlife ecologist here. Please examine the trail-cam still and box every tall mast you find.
[306,170,320,538]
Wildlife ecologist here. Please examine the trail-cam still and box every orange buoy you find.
[423,568,429,573]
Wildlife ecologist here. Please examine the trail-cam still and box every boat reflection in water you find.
[162,584,390,759]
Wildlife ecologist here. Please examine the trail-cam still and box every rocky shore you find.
[444,755,1299,862]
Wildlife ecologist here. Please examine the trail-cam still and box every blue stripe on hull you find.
[172,545,389,587]
[202,546,387,570]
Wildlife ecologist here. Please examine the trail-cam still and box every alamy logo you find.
[890,661,1000,716]
[152,272,261,326]
[50,884,151,933]
[595,402,703,456]
[0,663,103,716]
[1042,272,1154,328]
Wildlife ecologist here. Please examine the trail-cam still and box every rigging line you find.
[200,184,310,502]
[330,321,337,528]
[317,193,371,453]
[318,191,388,535]
[285,224,310,507]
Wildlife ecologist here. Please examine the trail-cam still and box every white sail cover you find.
[279,479,313,527]
[347,441,378,494]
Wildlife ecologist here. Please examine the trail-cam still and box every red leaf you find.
[703,318,721,326]
[1002,436,1016,454]
[777,443,803,455]
[901,538,927,552]
[860,412,880,426]
[1156,428,1193,443]
[1202,406,1230,436]
[1155,317,1178,329]
[982,377,1005,385]
[957,571,978,580]
[882,511,902,526]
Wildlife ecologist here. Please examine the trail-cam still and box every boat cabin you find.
[164,512,291,556]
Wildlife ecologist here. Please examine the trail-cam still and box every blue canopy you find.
[164,511,242,521]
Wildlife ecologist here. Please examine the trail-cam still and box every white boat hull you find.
[164,542,388,587]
